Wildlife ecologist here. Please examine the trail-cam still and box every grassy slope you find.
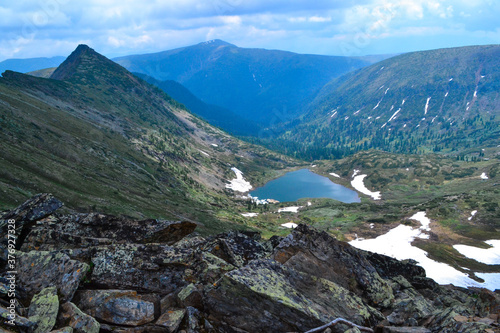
[0,47,302,235]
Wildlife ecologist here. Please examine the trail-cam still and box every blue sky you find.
[1,0,499,61]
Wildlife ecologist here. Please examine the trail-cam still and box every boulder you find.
[28,286,59,333]
[156,309,185,332]
[272,224,395,308]
[1,304,36,331]
[382,327,431,333]
[75,290,155,326]
[205,231,270,267]
[0,193,63,265]
[22,213,197,252]
[177,284,203,309]
[17,251,88,303]
[90,244,194,293]
[57,302,100,333]
[206,259,382,332]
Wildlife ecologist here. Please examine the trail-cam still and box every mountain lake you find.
[249,169,360,203]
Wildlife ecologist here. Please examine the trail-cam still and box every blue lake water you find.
[249,169,360,203]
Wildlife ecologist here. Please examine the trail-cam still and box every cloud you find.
[0,0,499,61]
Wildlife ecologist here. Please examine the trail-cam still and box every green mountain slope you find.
[272,45,500,160]
[0,45,298,234]
[114,40,370,127]
[136,74,261,136]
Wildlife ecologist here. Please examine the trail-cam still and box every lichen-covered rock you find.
[57,302,99,333]
[205,231,270,267]
[382,327,431,332]
[28,286,59,333]
[74,290,154,326]
[17,251,88,303]
[50,327,73,333]
[22,213,197,252]
[387,287,434,326]
[90,244,194,293]
[206,259,382,332]
[156,309,185,332]
[272,224,395,308]
[193,252,236,285]
[1,304,37,331]
[0,193,63,265]
[177,284,203,309]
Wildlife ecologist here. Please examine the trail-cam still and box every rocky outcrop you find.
[1,194,499,333]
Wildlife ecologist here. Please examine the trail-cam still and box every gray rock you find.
[75,290,155,326]
[50,327,73,333]
[272,224,395,308]
[57,302,100,333]
[206,259,382,332]
[177,284,203,309]
[156,309,185,332]
[28,286,59,333]
[383,327,431,333]
[17,251,88,303]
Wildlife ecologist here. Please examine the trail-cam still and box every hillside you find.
[0,45,300,234]
[270,45,500,160]
[114,40,370,127]
[136,74,261,136]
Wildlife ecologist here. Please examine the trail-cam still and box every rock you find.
[177,284,203,309]
[160,293,177,314]
[74,290,155,326]
[206,231,270,267]
[156,309,185,332]
[50,327,73,333]
[272,224,394,308]
[1,304,37,331]
[28,286,59,333]
[57,302,100,333]
[16,250,88,303]
[0,193,63,265]
[386,289,434,325]
[22,213,197,252]
[90,244,194,293]
[193,252,236,285]
[382,327,431,333]
[206,259,382,332]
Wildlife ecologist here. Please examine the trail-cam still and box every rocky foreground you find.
[1,194,499,333]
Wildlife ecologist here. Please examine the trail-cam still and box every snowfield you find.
[453,240,500,265]
[225,167,252,192]
[351,170,381,200]
[350,212,500,289]
[281,222,298,229]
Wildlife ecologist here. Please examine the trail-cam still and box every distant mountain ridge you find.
[270,44,500,159]
[0,56,65,75]
[114,39,371,126]
[136,74,261,136]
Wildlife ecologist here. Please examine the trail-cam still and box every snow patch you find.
[403,124,407,128]
[468,210,477,221]
[281,222,298,229]
[454,240,500,265]
[278,206,302,213]
[211,143,219,147]
[351,173,381,200]
[226,167,252,193]
[445,92,448,97]
[198,150,209,157]
[410,211,431,231]
[329,172,341,178]
[354,109,361,115]
[449,78,453,81]
[373,100,382,110]
[331,111,338,118]
[384,87,390,95]
[424,97,431,115]
[388,108,401,122]
[481,172,489,180]
[402,99,406,105]
[241,212,258,217]
[307,201,312,206]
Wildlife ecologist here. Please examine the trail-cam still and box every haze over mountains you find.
[114,39,372,125]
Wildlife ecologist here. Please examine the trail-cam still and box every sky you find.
[1,0,499,62]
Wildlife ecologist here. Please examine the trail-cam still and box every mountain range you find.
[0,56,65,75]
[114,39,372,126]
[267,44,500,159]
